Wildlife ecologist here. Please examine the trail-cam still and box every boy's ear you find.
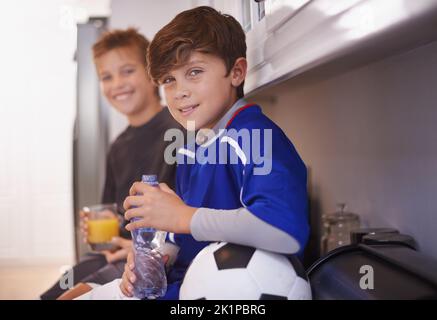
[230,57,247,88]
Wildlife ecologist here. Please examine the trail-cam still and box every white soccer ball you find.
[180,242,312,300]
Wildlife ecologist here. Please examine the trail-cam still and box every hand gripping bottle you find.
[130,174,167,299]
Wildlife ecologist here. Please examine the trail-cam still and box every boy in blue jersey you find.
[119,6,310,299]
[78,6,309,300]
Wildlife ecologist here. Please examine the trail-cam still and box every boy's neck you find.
[203,96,239,130]
[211,97,242,130]
[128,99,163,127]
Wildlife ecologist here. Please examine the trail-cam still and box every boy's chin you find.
[179,119,201,131]
[114,104,135,115]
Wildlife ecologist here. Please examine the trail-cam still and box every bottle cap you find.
[142,174,158,184]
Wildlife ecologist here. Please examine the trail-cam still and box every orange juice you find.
[87,218,119,244]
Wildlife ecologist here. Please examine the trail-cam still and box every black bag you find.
[307,231,437,299]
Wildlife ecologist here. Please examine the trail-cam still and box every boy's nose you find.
[112,75,125,89]
[174,84,190,100]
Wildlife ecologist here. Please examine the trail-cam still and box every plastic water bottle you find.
[130,174,167,299]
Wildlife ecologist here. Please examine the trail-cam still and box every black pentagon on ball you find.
[259,293,288,300]
[213,243,256,270]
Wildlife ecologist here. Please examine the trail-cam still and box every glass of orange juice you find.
[83,203,120,251]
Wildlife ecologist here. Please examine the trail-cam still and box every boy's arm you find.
[209,126,310,255]
[190,207,300,254]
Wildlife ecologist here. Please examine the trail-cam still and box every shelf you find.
[245,0,437,94]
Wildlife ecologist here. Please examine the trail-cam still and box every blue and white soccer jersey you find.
[162,104,309,300]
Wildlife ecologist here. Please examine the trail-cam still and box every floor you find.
[0,264,68,300]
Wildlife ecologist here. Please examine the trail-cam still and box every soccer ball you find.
[180,242,312,300]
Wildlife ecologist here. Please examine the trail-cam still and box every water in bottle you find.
[131,174,167,299]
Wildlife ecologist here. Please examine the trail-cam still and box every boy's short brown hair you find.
[93,28,159,97]
[93,28,150,66]
[148,6,247,98]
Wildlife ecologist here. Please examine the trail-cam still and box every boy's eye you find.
[122,68,135,75]
[162,76,175,84]
[101,75,111,82]
[188,69,203,77]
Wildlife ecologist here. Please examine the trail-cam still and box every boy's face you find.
[160,51,245,130]
[95,47,156,119]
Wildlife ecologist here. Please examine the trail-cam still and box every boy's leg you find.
[73,279,139,300]
[40,253,107,300]
[80,259,125,284]
[57,283,95,300]
[54,259,126,300]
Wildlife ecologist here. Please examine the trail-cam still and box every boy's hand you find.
[123,182,197,234]
[101,237,133,263]
[120,250,169,297]
[120,251,136,297]
[79,210,89,243]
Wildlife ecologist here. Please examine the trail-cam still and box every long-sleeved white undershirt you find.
[190,207,300,254]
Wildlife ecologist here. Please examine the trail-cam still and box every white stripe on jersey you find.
[220,136,247,165]
[168,232,176,244]
[177,148,195,159]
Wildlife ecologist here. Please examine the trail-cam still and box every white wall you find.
[0,1,78,264]
[107,0,193,142]
[251,40,437,260]
[0,0,110,265]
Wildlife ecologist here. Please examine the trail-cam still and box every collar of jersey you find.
[195,99,257,147]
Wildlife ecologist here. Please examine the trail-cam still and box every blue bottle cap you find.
[142,174,158,183]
